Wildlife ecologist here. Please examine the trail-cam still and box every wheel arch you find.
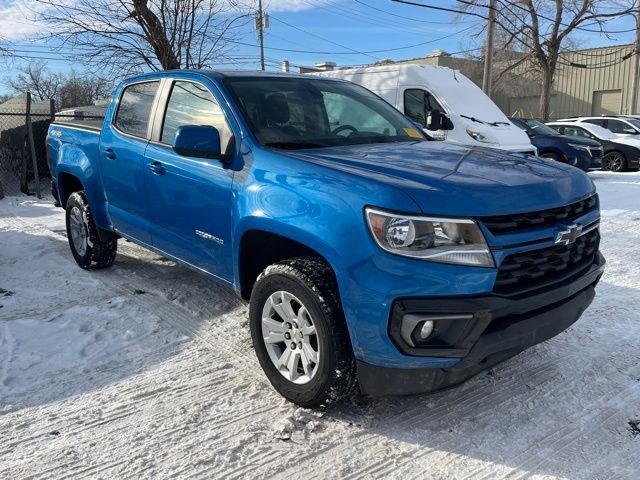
[57,172,84,208]
[237,228,340,301]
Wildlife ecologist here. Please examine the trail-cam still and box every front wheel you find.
[249,257,357,408]
[65,191,117,269]
[603,151,626,172]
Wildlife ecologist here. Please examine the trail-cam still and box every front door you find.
[100,80,161,244]
[143,80,235,281]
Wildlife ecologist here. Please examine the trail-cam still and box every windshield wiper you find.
[461,114,510,127]
[461,114,485,124]
[264,141,328,150]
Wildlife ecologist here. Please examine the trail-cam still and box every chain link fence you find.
[0,93,54,199]
[0,94,107,200]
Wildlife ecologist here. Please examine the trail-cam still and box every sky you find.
[0,0,637,95]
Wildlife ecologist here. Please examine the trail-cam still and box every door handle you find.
[148,161,166,175]
[104,148,116,160]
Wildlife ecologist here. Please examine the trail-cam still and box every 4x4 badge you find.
[555,224,583,245]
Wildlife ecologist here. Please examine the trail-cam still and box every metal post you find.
[50,98,56,122]
[629,3,640,114]
[258,0,265,71]
[26,92,42,199]
[482,0,497,97]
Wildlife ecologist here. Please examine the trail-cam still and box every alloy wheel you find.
[69,206,88,256]
[261,291,320,384]
[605,153,623,172]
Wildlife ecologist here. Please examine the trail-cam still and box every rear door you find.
[100,80,161,244]
[143,79,235,281]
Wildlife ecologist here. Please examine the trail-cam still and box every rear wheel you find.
[249,257,357,408]
[603,151,626,172]
[65,191,117,269]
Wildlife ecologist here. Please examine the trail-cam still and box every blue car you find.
[509,117,602,171]
[46,70,604,407]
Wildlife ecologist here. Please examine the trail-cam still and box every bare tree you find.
[6,62,64,101]
[58,73,113,108]
[7,62,112,107]
[31,0,251,75]
[460,0,637,120]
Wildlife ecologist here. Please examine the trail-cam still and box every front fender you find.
[231,147,422,355]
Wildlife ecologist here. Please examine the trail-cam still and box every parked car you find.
[509,117,602,171]
[547,121,640,172]
[47,70,604,407]
[313,64,537,155]
[557,116,640,146]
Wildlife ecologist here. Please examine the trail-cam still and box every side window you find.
[606,119,630,134]
[403,89,445,127]
[114,81,160,138]
[584,118,605,127]
[161,81,232,151]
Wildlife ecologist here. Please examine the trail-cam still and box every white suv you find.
[557,116,640,145]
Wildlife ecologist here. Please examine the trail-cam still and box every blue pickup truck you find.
[47,70,605,407]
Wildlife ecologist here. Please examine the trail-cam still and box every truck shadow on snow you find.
[2,225,638,478]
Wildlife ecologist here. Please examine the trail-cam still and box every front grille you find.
[480,195,597,234]
[494,229,599,295]
[589,147,603,159]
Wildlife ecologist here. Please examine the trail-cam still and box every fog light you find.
[420,320,434,339]
[399,313,474,348]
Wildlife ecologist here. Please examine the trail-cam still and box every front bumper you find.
[356,252,604,396]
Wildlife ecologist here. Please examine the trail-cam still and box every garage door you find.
[592,89,621,115]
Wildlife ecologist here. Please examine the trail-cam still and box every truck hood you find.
[285,141,595,216]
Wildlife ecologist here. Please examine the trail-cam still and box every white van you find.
[314,64,536,155]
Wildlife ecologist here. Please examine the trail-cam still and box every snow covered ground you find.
[1,171,639,479]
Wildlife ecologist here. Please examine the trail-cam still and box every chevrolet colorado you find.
[47,70,605,407]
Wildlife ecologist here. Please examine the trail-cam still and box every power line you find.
[229,22,481,56]
[268,15,378,60]
[493,0,638,34]
[298,0,447,36]
[392,0,488,20]
[351,0,476,25]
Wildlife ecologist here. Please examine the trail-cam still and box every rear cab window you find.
[114,81,160,138]
[160,81,233,152]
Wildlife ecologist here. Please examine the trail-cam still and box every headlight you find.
[568,143,592,155]
[365,208,494,267]
[465,128,498,144]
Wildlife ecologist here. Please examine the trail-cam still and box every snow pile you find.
[1,172,639,478]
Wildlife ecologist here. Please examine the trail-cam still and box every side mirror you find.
[426,109,453,131]
[172,125,227,162]
[623,128,638,134]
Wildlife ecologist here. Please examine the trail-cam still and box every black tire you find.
[603,151,627,172]
[65,191,117,269]
[249,256,357,408]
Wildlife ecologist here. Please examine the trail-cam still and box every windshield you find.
[223,76,426,149]
[522,118,560,136]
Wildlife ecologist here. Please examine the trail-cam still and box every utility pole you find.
[482,0,497,97]
[630,2,640,114]
[257,0,265,71]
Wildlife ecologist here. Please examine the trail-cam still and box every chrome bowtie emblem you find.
[555,224,583,245]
